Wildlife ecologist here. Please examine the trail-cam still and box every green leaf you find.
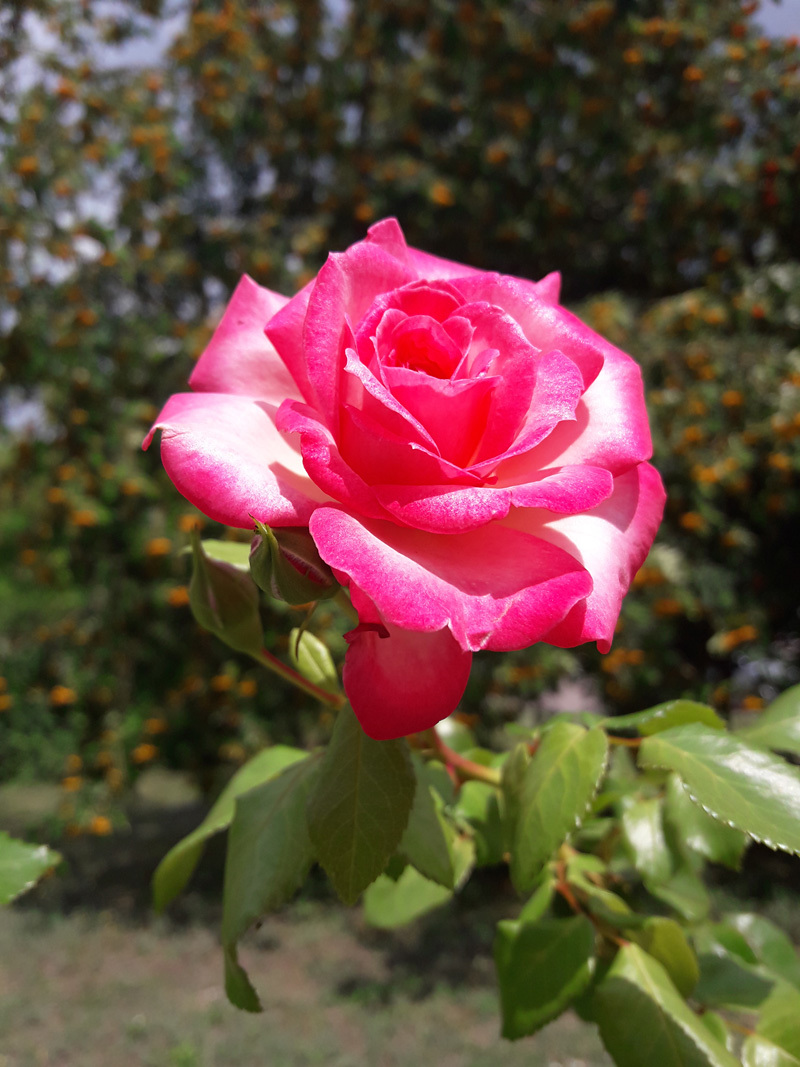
[494,915,595,1040]
[193,539,251,570]
[518,875,556,924]
[727,913,800,989]
[693,950,775,1011]
[632,918,699,997]
[647,863,710,922]
[0,832,60,905]
[306,704,415,905]
[622,797,673,884]
[742,1036,800,1067]
[500,742,530,852]
[594,944,739,1067]
[454,780,504,867]
[755,984,800,1060]
[663,774,747,870]
[362,866,452,928]
[639,724,800,855]
[288,628,340,695]
[153,745,307,911]
[511,723,608,893]
[221,755,321,1012]
[605,700,724,737]
[399,756,456,888]
[737,684,800,757]
[699,1012,733,1052]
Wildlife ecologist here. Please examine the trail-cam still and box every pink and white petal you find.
[508,465,615,513]
[374,483,513,533]
[342,350,438,452]
[529,271,561,305]
[302,243,416,428]
[451,274,604,390]
[382,367,496,469]
[373,465,613,534]
[309,507,593,652]
[276,399,387,519]
[189,275,298,403]
[512,343,653,476]
[143,393,329,528]
[453,302,540,460]
[469,349,584,477]
[512,463,666,653]
[338,403,482,488]
[364,217,412,267]
[264,278,316,405]
[343,587,472,739]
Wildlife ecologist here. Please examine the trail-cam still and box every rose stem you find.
[426,727,502,787]
[252,647,345,710]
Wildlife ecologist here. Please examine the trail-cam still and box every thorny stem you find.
[426,727,502,787]
[253,647,344,710]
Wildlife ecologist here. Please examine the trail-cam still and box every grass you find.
[0,904,611,1067]
[0,780,613,1067]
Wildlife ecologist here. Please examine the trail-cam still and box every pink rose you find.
[145,220,665,739]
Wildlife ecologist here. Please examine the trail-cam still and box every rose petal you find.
[276,399,386,518]
[373,465,614,534]
[342,349,438,452]
[144,393,328,528]
[338,402,482,487]
[262,278,316,405]
[189,275,297,403]
[452,302,540,460]
[451,274,604,390]
[382,366,496,468]
[509,463,666,653]
[309,507,593,652]
[469,348,584,477]
[509,343,653,476]
[301,242,415,428]
[343,586,472,739]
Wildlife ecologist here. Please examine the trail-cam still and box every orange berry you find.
[131,743,158,764]
[50,685,77,706]
[145,537,172,557]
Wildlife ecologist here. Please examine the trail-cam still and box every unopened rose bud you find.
[189,529,264,655]
[249,520,338,605]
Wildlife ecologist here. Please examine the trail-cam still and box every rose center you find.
[391,326,458,379]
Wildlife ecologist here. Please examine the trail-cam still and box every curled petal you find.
[511,464,667,653]
[276,399,387,519]
[374,465,614,534]
[451,274,604,390]
[144,393,328,528]
[517,343,653,476]
[189,275,297,403]
[310,507,593,652]
[343,587,472,739]
[301,242,415,428]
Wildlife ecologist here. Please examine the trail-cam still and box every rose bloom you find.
[146,220,665,739]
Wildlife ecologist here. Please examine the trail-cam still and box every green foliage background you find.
[1,0,799,828]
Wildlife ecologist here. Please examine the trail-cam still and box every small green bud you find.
[249,521,339,605]
[189,529,264,655]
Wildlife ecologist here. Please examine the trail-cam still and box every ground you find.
[0,778,612,1067]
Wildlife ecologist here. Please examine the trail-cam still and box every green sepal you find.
[188,529,264,655]
[249,520,338,604]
